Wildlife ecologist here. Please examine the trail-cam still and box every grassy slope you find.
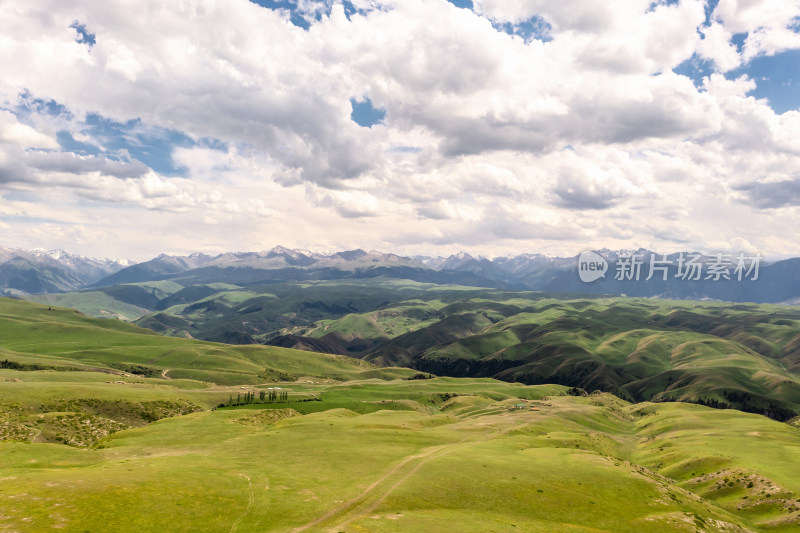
[2,297,800,531]
[23,280,800,418]
[342,297,800,417]
[30,278,495,343]
[2,389,800,531]
[30,281,185,321]
[0,297,412,384]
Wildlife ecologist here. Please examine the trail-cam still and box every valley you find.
[24,276,800,422]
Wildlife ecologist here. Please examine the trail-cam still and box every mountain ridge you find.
[3,244,797,304]
[0,246,130,294]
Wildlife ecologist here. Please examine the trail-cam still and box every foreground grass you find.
[3,296,800,531]
[2,381,800,531]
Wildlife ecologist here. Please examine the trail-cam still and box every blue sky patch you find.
[703,0,720,25]
[52,114,211,176]
[647,0,680,13]
[198,137,229,152]
[248,0,293,8]
[673,53,716,88]
[726,49,800,114]
[83,114,197,175]
[248,0,312,29]
[13,92,72,122]
[342,1,376,20]
[69,21,96,47]
[445,0,473,9]
[731,32,747,54]
[247,0,380,28]
[12,93,225,175]
[350,97,385,128]
[492,16,552,43]
[674,43,800,113]
[56,131,102,157]
[56,124,229,174]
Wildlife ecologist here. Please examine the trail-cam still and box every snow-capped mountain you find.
[0,246,130,294]
[3,245,793,304]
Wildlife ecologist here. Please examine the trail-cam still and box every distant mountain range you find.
[1,244,798,304]
[0,246,130,294]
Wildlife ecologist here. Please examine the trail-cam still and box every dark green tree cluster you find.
[405,372,435,380]
[266,390,288,402]
[654,394,798,423]
[411,358,517,378]
[218,389,290,408]
[222,391,258,407]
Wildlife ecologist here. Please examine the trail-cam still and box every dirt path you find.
[290,444,451,533]
[160,368,171,379]
[326,438,484,532]
[230,473,254,533]
[291,414,527,533]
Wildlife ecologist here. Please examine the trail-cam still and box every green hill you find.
[30,280,185,321]
[275,296,800,421]
[0,297,411,385]
[28,280,800,421]
[3,296,800,531]
[3,382,800,531]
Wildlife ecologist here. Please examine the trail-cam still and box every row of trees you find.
[221,389,289,407]
[263,389,289,402]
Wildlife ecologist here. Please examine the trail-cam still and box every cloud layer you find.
[1,0,800,260]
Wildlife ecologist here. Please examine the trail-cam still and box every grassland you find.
[2,376,800,532]
[30,281,185,321]
[0,297,412,385]
[3,297,800,531]
[271,294,800,420]
[54,277,800,422]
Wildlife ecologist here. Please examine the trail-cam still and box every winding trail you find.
[291,414,528,533]
[230,473,255,533]
[291,444,451,533]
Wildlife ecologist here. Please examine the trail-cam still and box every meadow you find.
[31,279,800,423]
[2,297,800,531]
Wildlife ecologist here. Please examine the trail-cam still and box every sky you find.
[2,0,800,261]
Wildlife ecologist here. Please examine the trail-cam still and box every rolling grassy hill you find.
[3,297,800,531]
[27,279,800,421]
[2,379,800,531]
[28,277,495,342]
[271,295,800,420]
[0,297,413,386]
[30,280,185,321]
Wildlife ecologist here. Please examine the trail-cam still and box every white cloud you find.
[307,187,384,218]
[0,0,799,260]
[0,110,58,149]
[697,22,742,72]
[714,0,800,34]
[713,0,800,60]
[24,151,149,178]
[474,0,622,32]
